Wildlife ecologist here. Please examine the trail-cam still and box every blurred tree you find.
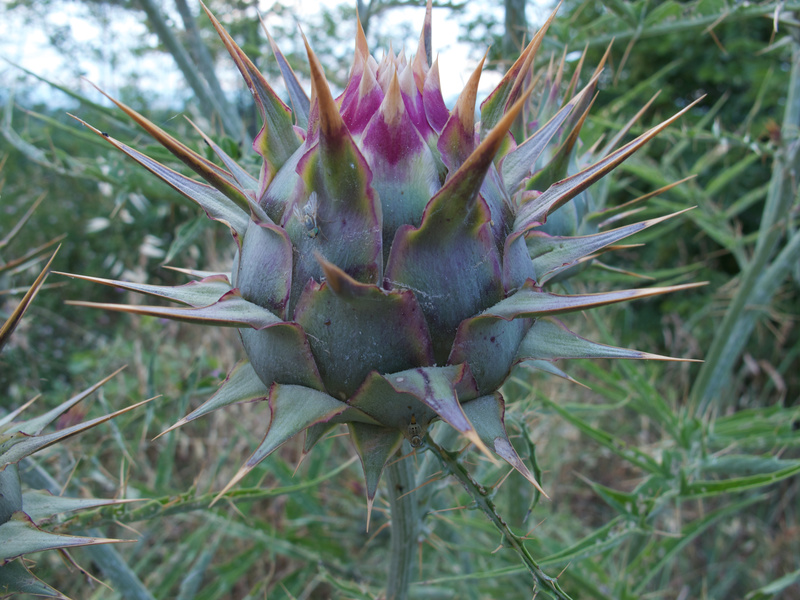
[355,0,466,35]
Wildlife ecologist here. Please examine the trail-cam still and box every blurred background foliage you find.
[1,0,799,598]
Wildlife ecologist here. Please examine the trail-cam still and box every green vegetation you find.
[1,0,798,598]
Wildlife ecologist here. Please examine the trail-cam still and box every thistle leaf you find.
[264,28,310,130]
[524,359,587,387]
[55,272,232,308]
[20,492,138,524]
[479,1,560,137]
[81,83,250,210]
[0,559,67,598]
[66,290,281,329]
[528,208,693,284]
[0,247,57,353]
[348,423,404,517]
[516,317,698,362]
[461,394,547,496]
[186,118,259,193]
[1,397,153,469]
[500,72,599,195]
[3,368,125,437]
[71,116,249,237]
[0,235,64,278]
[201,2,300,188]
[0,466,22,525]
[213,384,348,501]
[513,97,704,236]
[522,93,596,193]
[0,512,127,563]
[485,281,707,321]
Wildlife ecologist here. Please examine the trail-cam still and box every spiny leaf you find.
[516,317,701,362]
[461,394,547,496]
[0,513,129,563]
[513,97,705,235]
[3,367,125,437]
[348,423,404,526]
[55,272,232,308]
[501,71,599,195]
[212,384,348,503]
[186,117,259,194]
[21,492,140,523]
[479,1,561,136]
[264,26,310,130]
[66,290,281,329]
[1,396,154,469]
[0,559,67,598]
[0,247,58,353]
[528,208,694,284]
[83,81,250,209]
[201,1,300,187]
[486,281,707,321]
[71,115,249,237]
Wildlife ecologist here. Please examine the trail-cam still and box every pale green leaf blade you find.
[516,317,693,362]
[66,291,281,329]
[56,272,232,308]
[0,559,66,599]
[0,513,127,562]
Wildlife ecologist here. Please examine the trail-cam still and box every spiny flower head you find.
[64,0,700,512]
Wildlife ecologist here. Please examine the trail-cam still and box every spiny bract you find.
[65,1,699,508]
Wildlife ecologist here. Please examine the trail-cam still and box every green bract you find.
[65,1,699,510]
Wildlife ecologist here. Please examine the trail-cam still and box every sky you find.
[1,0,547,110]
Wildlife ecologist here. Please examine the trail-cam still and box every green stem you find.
[385,444,419,600]
[61,457,358,530]
[425,439,573,600]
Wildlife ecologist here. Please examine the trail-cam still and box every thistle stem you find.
[385,443,420,600]
[424,438,574,600]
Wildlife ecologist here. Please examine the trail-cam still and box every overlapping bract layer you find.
[66,1,700,508]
